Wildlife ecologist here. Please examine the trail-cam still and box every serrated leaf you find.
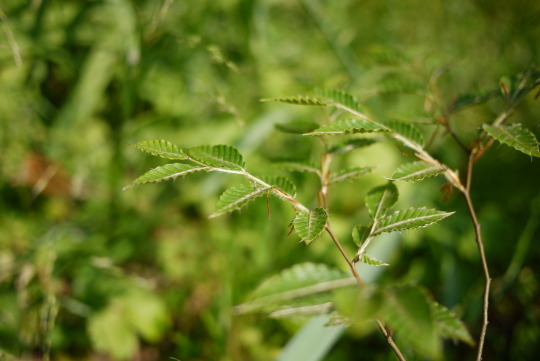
[482,124,540,157]
[373,207,453,235]
[448,89,498,113]
[127,163,209,188]
[274,160,321,175]
[330,167,372,184]
[365,183,399,219]
[211,184,270,217]
[315,89,362,112]
[305,119,389,136]
[329,138,377,154]
[429,299,474,346]
[261,95,328,106]
[294,208,328,244]
[389,161,445,182]
[275,120,320,134]
[387,121,424,150]
[352,225,370,247]
[261,176,297,197]
[356,254,388,266]
[188,144,246,170]
[131,140,188,160]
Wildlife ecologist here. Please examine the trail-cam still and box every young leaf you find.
[330,167,372,184]
[429,299,474,346]
[261,95,327,106]
[482,124,540,157]
[373,207,454,235]
[305,118,389,136]
[365,183,399,219]
[126,163,209,188]
[329,138,376,154]
[275,120,320,134]
[211,184,270,218]
[352,225,370,247]
[387,121,425,150]
[356,254,388,266]
[294,208,328,244]
[188,144,246,170]
[261,176,297,197]
[389,161,445,182]
[131,140,188,160]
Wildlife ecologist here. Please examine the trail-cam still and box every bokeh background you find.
[1,0,539,360]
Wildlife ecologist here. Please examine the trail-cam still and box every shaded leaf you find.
[211,184,270,218]
[126,163,209,188]
[274,159,321,175]
[387,121,425,150]
[501,67,540,103]
[275,120,320,134]
[352,225,370,247]
[373,207,454,235]
[261,95,327,106]
[261,176,297,197]
[429,299,474,346]
[365,183,399,219]
[389,161,445,182]
[448,89,498,113]
[356,254,388,266]
[294,208,328,244]
[483,124,540,157]
[131,140,187,160]
[306,119,389,136]
[188,144,246,170]
[329,138,377,154]
[315,89,362,112]
[330,167,372,184]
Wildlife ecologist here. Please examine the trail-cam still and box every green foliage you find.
[131,140,188,160]
[365,182,399,219]
[329,167,372,184]
[482,124,540,157]
[355,254,389,266]
[127,163,210,187]
[373,208,454,235]
[211,184,270,217]
[389,161,445,182]
[188,144,246,170]
[306,118,389,135]
[293,208,328,244]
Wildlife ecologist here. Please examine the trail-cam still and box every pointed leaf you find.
[315,89,362,112]
[211,184,270,217]
[482,124,540,157]
[330,167,372,184]
[365,183,399,219]
[261,176,297,197]
[126,163,209,188]
[448,89,498,113]
[429,299,474,346]
[274,160,321,175]
[329,138,376,154]
[388,121,425,150]
[261,95,328,106]
[501,67,540,103]
[389,161,445,182]
[294,208,328,244]
[131,140,188,160]
[275,120,320,134]
[305,119,389,136]
[373,207,454,235]
[352,225,370,247]
[188,145,246,170]
[356,254,388,266]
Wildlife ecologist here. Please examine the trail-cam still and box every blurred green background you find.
[1,0,539,360]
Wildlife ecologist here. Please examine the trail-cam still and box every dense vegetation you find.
[1,1,539,360]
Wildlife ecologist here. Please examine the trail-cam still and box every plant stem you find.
[463,152,491,361]
[377,320,407,361]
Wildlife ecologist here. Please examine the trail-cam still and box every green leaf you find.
[275,159,321,175]
[329,138,377,154]
[294,208,328,244]
[330,167,372,184]
[501,67,540,104]
[211,184,270,218]
[373,207,454,235]
[188,144,246,170]
[365,183,399,219]
[315,89,362,112]
[356,254,388,266]
[389,161,445,182]
[275,120,320,134]
[126,163,209,188]
[261,176,297,197]
[388,121,425,150]
[130,139,188,160]
[377,80,425,95]
[261,95,328,106]
[352,225,370,247]
[482,124,540,157]
[429,299,474,346]
[305,119,389,136]
[448,89,498,113]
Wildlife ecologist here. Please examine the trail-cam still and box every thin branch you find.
[377,320,407,361]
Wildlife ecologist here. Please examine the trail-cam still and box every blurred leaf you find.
[483,124,540,157]
[305,119,389,136]
[275,120,320,134]
[131,140,188,160]
[261,176,297,197]
[262,95,328,106]
[373,208,454,235]
[274,160,321,175]
[315,89,362,112]
[330,167,372,184]
[356,254,388,266]
[211,184,270,218]
[352,225,370,247]
[389,161,445,182]
[429,299,474,346]
[501,67,540,103]
[294,208,328,244]
[127,163,209,188]
[448,89,498,113]
[328,138,377,154]
[365,182,399,219]
[188,144,246,170]
[124,290,170,342]
[387,121,425,150]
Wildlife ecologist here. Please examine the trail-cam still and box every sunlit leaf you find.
[130,140,187,160]
[305,119,389,136]
[482,124,540,157]
[389,161,445,182]
[365,183,398,219]
[373,207,454,235]
[294,208,328,244]
[330,167,372,184]
[315,89,362,112]
[261,176,297,197]
[274,159,321,175]
[387,121,425,150]
[211,184,270,217]
[352,225,370,247]
[356,254,388,266]
[126,163,209,188]
[188,144,246,170]
[429,299,474,346]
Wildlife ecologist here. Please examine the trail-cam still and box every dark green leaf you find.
[352,225,370,247]
[429,299,474,346]
[448,89,498,113]
[365,183,399,219]
[483,124,540,157]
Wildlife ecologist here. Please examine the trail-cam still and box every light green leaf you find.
[352,225,370,247]
[388,121,425,150]
[315,89,362,112]
[482,124,540,157]
[429,299,474,346]
[356,254,388,266]
[389,161,445,182]
[261,95,328,106]
[188,144,246,170]
[211,184,270,217]
[330,167,372,184]
[275,160,321,175]
[329,138,377,154]
[275,120,320,134]
[294,208,328,244]
[127,163,209,188]
[365,183,399,219]
[130,140,187,160]
[305,119,389,136]
[373,207,454,235]
[261,176,297,197]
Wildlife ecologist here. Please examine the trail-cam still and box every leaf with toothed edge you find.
[389,161,445,182]
[294,208,328,244]
[260,176,297,197]
[365,183,399,219]
[356,254,388,266]
[387,121,425,150]
[306,119,389,136]
[188,145,246,170]
[211,184,271,218]
[373,207,454,235]
[131,140,188,160]
[126,163,209,189]
[482,124,540,157]
[429,299,474,345]
[352,225,370,247]
[261,95,328,106]
[330,167,372,184]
